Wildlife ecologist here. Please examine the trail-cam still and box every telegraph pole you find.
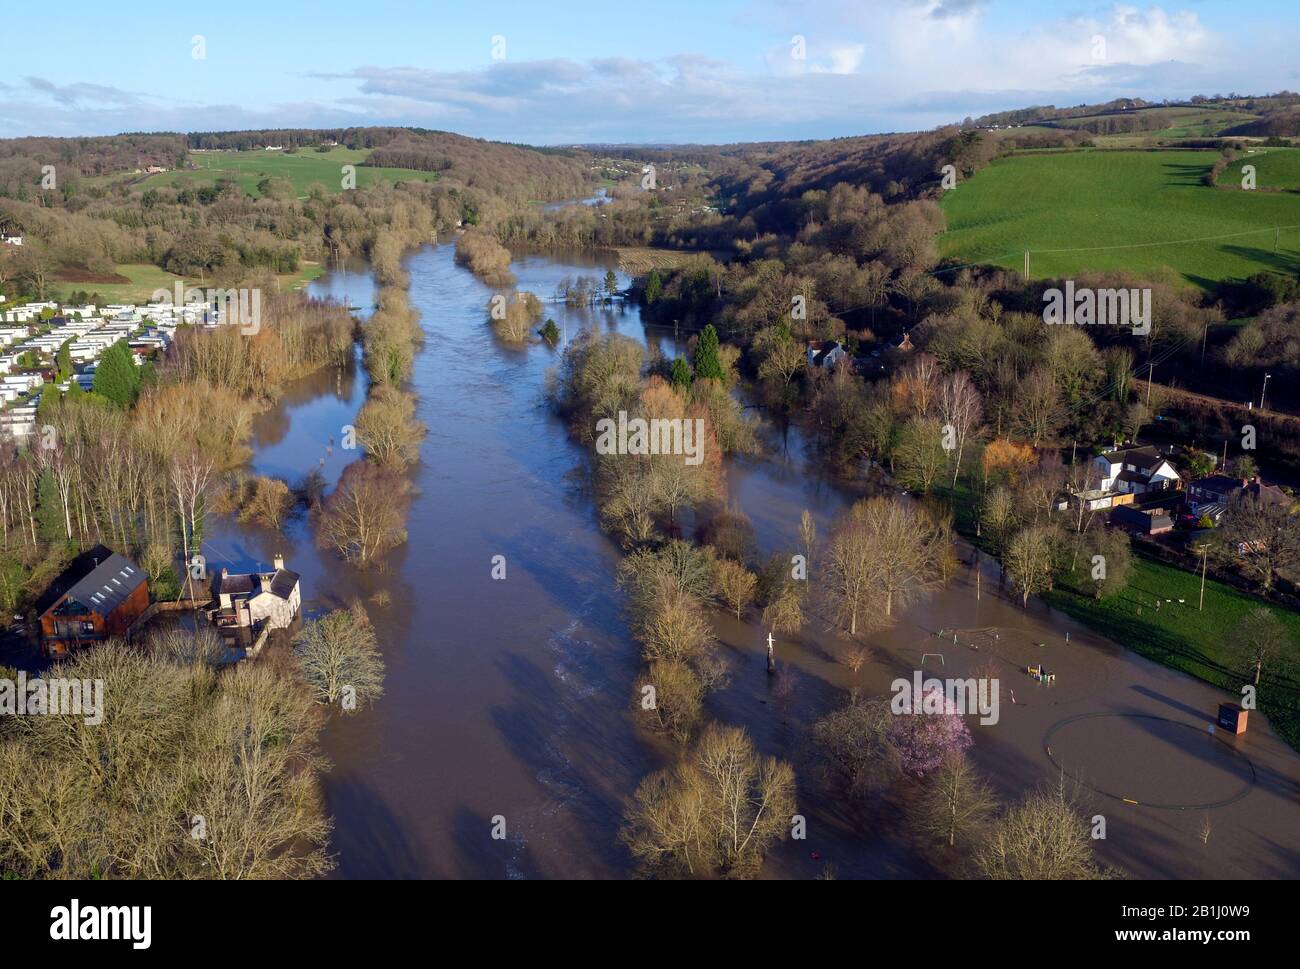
[1199,544,1209,611]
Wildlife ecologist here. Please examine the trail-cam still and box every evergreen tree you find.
[644,270,663,305]
[55,339,73,382]
[92,341,140,408]
[36,388,57,424]
[693,324,725,381]
[36,469,65,543]
[670,356,693,390]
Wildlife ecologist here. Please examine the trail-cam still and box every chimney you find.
[221,567,228,578]
[273,554,284,572]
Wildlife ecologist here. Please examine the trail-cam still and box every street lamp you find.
[1261,373,1273,410]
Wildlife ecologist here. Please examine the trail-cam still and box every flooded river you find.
[206,241,1300,880]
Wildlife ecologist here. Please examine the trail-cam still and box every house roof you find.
[809,341,842,366]
[215,567,299,601]
[1192,477,1291,508]
[1100,446,1170,472]
[38,546,144,617]
[1112,505,1173,530]
[270,569,300,599]
[1191,474,1242,495]
[1241,480,1292,508]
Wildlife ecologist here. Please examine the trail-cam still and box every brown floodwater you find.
[206,242,1300,880]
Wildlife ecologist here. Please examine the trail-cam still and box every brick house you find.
[37,547,149,657]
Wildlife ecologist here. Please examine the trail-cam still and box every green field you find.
[51,263,184,303]
[1225,147,1300,191]
[1047,553,1300,748]
[1051,106,1259,147]
[51,260,324,302]
[138,148,438,197]
[941,150,1300,286]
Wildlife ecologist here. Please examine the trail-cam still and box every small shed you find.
[1218,703,1248,735]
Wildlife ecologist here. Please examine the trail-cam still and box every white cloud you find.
[4,4,1296,143]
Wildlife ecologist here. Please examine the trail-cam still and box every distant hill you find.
[1224,106,1300,137]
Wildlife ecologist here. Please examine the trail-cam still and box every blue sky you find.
[4,0,1298,143]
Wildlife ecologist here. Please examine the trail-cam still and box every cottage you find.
[1094,446,1181,496]
[806,340,847,370]
[212,555,301,631]
[36,547,149,657]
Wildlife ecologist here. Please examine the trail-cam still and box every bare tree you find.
[1005,525,1058,607]
[798,509,817,572]
[637,659,705,744]
[912,753,998,850]
[1226,607,1293,688]
[354,387,427,470]
[1010,368,1063,447]
[937,370,983,487]
[621,724,796,879]
[1215,491,1300,595]
[169,451,214,563]
[715,559,757,620]
[293,605,387,710]
[315,462,410,567]
[972,777,1115,880]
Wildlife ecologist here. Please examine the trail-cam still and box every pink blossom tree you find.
[888,688,973,777]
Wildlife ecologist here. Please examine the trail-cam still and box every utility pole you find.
[1146,361,1155,408]
[1201,323,1209,367]
[1023,250,1030,280]
[1199,543,1209,611]
[1261,372,1272,410]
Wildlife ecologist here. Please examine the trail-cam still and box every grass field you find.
[941,150,1300,286]
[1047,553,1300,748]
[51,260,324,302]
[1051,106,1259,147]
[51,263,184,303]
[1225,147,1300,191]
[138,148,438,197]
[939,470,1300,749]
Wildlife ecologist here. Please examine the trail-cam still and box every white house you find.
[1094,445,1181,496]
[212,555,302,631]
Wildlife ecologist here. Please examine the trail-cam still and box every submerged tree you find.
[293,605,386,711]
[912,753,998,851]
[972,777,1116,880]
[315,461,410,567]
[621,724,795,879]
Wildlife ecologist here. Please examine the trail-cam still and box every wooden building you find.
[37,546,149,658]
